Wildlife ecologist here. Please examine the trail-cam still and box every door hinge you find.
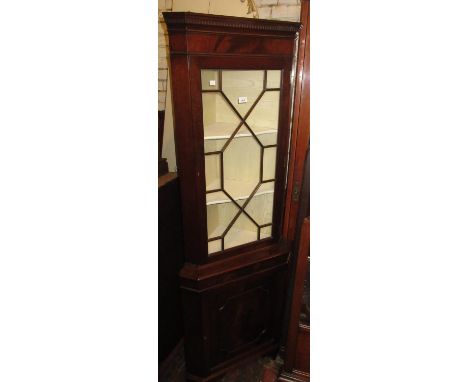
[292,181,301,202]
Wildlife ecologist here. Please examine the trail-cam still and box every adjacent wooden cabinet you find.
[163,12,301,381]
[279,1,310,380]
[279,216,310,382]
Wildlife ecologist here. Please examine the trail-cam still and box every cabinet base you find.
[180,243,290,380]
[186,342,277,382]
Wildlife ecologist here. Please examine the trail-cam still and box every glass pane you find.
[201,69,281,256]
[222,70,264,117]
[257,131,277,146]
[201,70,219,90]
[224,213,257,250]
[205,154,221,191]
[208,239,222,255]
[223,127,261,205]
[260,225,272,239]
[204,137,227,154]
[206,190,228,206]
[244,183,275,226]
[202,92,241,139]
[266,70,281,89]
[207,201,239,239]
[263,147,277,181]
[246,90,280,146]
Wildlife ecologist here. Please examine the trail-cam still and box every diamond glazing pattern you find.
[203,70,281,253]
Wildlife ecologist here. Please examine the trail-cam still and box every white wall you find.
[5,2,468,382]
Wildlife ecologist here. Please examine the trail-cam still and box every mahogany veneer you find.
[163,12,301,381]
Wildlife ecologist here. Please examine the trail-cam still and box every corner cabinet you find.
[163,12,301,381]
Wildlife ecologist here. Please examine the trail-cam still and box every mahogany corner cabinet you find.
[163,12,302,381]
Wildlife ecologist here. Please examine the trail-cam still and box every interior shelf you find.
[204,122,277,140]
[206,180,274,205]
[225,227,270,249]
[208,227,271,253]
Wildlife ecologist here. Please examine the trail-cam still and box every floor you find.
[159,343,281,382]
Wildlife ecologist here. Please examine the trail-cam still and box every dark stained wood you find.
[168,33,296,56]
[182,260,288,378]
[283,218,309,371]
[179,240,290,291]
[158,171,177,188]
[279,2,311,376]
[164,51,208,264]
[158,173,185,363]
[158,110,169,176]
[294,324,310,373]
[164,25,298,264]
[158,158,169,176]
[163,12,302,381]
[158,110,165,158]
[279,148,310,382]
[283,0,310,241]
[163,12,300,35]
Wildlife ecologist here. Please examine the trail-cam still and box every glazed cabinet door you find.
[189,56,293,262]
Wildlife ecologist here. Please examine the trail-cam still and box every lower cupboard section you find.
[180,262,288,378]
